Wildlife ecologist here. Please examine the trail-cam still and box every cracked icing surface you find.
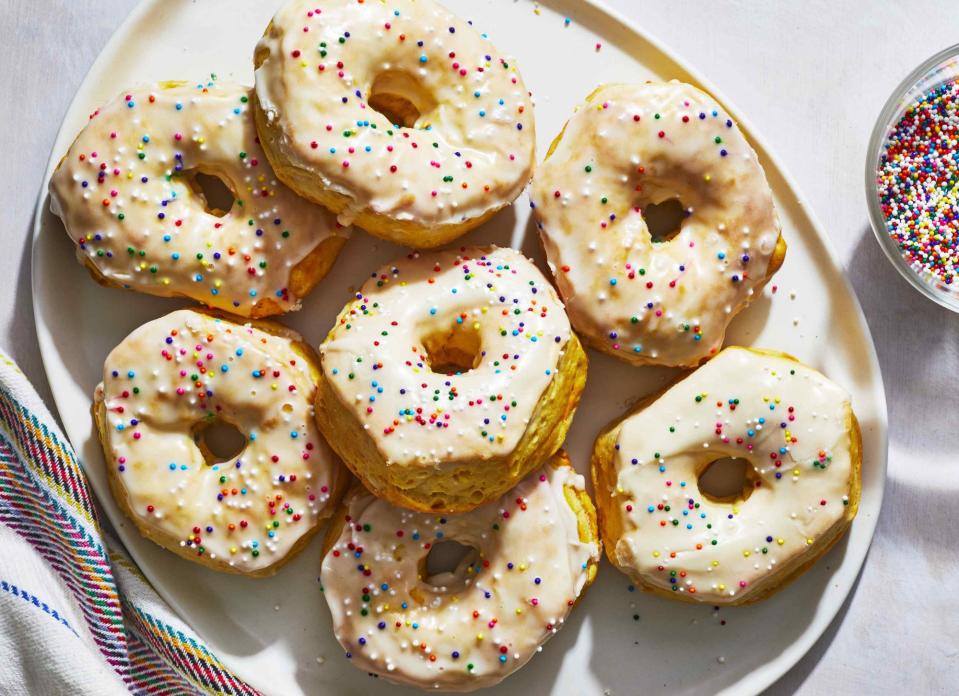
[96,309,343,574]
[321,463,598,691]
[532,81,782,366]
[320,245,571,468]
[254,0,534,241]
[50,81,346,317]
[595,347,858,604]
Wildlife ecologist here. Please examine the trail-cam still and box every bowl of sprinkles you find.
[869,43,959,311]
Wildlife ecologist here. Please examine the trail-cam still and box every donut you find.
[315,245,586,512]
[320,453,599,691]
[50,80,348,318]
[530,81,786,367]
[93,308,347,575]
[253,0,535,248]
[591,346,861,605]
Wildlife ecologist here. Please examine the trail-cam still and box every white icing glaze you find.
[321,464,598,691]
[320,245,571,467]
[254,0,534,233]
[50,80,347,317]
[604,347,856,603]
[531,82,782,366]
[97,309,342,573]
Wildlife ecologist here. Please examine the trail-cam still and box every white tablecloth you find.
[2,1,957,692]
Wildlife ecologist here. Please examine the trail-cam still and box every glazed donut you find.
[531,81,786,367]
[316,245,586,512]
[320,453,599,691]
[93,308,346,575]
[591,346,861,605]
[50,80,348,318]
[253,0,535,248]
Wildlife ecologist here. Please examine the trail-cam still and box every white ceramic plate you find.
[32,1,887,694]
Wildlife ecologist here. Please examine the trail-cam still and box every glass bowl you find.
[866,43,959,312]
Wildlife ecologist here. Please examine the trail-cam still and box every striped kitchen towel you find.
[0,350,256,695]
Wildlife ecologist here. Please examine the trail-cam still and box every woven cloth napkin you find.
[0,350,256,695]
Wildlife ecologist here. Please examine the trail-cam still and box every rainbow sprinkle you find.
[877,78,959,286]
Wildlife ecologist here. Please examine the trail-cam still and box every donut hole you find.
[422,540,480,593]
[194,419,246,464]
[644,198,686,244]
[697,457,761,503]
[183,169,235,217]
[421,325,482,375]
[368,70,437,128]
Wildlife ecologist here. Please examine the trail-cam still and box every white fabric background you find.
[2,1,958,693]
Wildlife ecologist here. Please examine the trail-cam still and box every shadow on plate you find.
[758,555,866,694]
[587,531,853,694]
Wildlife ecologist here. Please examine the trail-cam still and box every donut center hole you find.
[698,457,759,502]
[644,198,686,243]
[421,325,482,375]
[194,419,246,464]
[368,70,437,128]
[423,540,480,592]
[184,169,235,217]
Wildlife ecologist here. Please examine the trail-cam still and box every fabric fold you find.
[0,351,256,695]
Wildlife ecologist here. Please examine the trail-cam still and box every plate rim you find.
[29,1,889,694]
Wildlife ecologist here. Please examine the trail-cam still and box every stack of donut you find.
[49,0,862,690]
